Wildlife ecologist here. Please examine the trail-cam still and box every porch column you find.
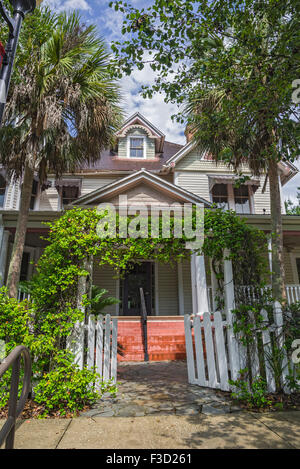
[223,249,240,380]
[191,252,209,314]
[0,229,9,286]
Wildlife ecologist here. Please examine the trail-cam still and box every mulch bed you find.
[0,399,92,419]
[0,393,300,419]
[237,392,300,412]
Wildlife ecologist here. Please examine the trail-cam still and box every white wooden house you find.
[0,112,299,360]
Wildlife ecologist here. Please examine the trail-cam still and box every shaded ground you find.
[6,411,300,449]
[80,360,241,418]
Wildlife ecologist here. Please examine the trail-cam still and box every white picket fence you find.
[68,313,118,383]
[184,312,230,391]
[184,302,292,393]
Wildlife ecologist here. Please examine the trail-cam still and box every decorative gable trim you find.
[116,112,165,153]
[165,141,198,166]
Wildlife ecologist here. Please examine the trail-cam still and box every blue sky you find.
[44,0,300,203]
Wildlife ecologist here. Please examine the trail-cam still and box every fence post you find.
[273,301,289,391]
[223,249,240,381]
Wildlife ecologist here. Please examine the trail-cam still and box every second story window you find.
[30,180,38,210]
[55,179,81,210]
[211,183,229,210]
[0,175,6,208]
[211,181,254,213]
[129,137,144,158]
[61,185,79,207]
[234,185,251,214]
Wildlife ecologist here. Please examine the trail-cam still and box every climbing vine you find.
[29,206,269,317]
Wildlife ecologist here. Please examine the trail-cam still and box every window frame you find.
[210,181,254,214]
[0,174,7,208]
[127,135,146,159]
[290,253,300,284]
[29,180,39,211]
[57,184,81,210]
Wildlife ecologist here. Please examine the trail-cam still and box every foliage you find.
[0,6,123,298]
[285,188,300,215]
[33,359,117,417]
[229,370,272,409]
[90,286,120,316]
[110,0,300,300]
[29,206,268,316]
[110,0,300,165]
[231,298,300,393]
[203,208,269,307]
[0,8,122,179]
[0,287,115,416]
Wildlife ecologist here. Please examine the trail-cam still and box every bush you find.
[0,288,118,417]
[34,363,117,417]
[229,369,272,409]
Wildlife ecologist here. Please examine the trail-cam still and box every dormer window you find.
[129,136,145,158]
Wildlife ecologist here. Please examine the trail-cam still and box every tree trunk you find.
[6,161,34,298]
[268,159,286,301]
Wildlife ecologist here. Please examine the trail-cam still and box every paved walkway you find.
[81,361,240,418]
[2,361,300,449]
[8,411,300,449]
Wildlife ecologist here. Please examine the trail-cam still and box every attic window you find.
[129,137,144,158]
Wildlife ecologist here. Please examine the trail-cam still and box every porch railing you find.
[207,284,300,311]
[0,346,31,449]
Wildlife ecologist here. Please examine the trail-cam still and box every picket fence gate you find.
[184,302,293,393]
[68,314,118,383]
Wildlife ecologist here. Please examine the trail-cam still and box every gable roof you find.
[165,141,198,166]
[116,112,165,139]
[71,169,211,207]
[165,141,299,186]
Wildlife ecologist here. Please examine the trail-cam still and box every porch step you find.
[117,317,187,362]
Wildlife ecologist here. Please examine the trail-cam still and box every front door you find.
[122,262,153,316]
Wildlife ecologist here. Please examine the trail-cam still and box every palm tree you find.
[0,9,122,298]
[185,86,287,301]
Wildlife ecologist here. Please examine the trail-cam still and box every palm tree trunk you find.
[6,161,34,298]
[268,159,286,301]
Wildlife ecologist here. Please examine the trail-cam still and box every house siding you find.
[39,179,58,211]
[4,180,20,210]
[157,262,179,315]
[174,150,271,215]
[92,262,119,314]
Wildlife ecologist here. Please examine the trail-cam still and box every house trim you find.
[71,169,212,207]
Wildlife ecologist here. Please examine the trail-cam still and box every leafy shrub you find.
[33,363,116,417]
[229,369,272,409]
[0,288,117,417]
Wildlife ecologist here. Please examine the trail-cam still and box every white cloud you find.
[120,63,185,144]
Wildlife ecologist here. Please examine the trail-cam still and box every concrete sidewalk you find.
[3,411,300,449]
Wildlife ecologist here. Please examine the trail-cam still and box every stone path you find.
[81,361,242,418]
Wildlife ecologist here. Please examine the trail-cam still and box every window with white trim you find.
[234,185,251,214]
[211,183,229,210]
[0,175,6,208]
[129,137,144,158]
[29,180,38,210]
[211,183,252,214]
